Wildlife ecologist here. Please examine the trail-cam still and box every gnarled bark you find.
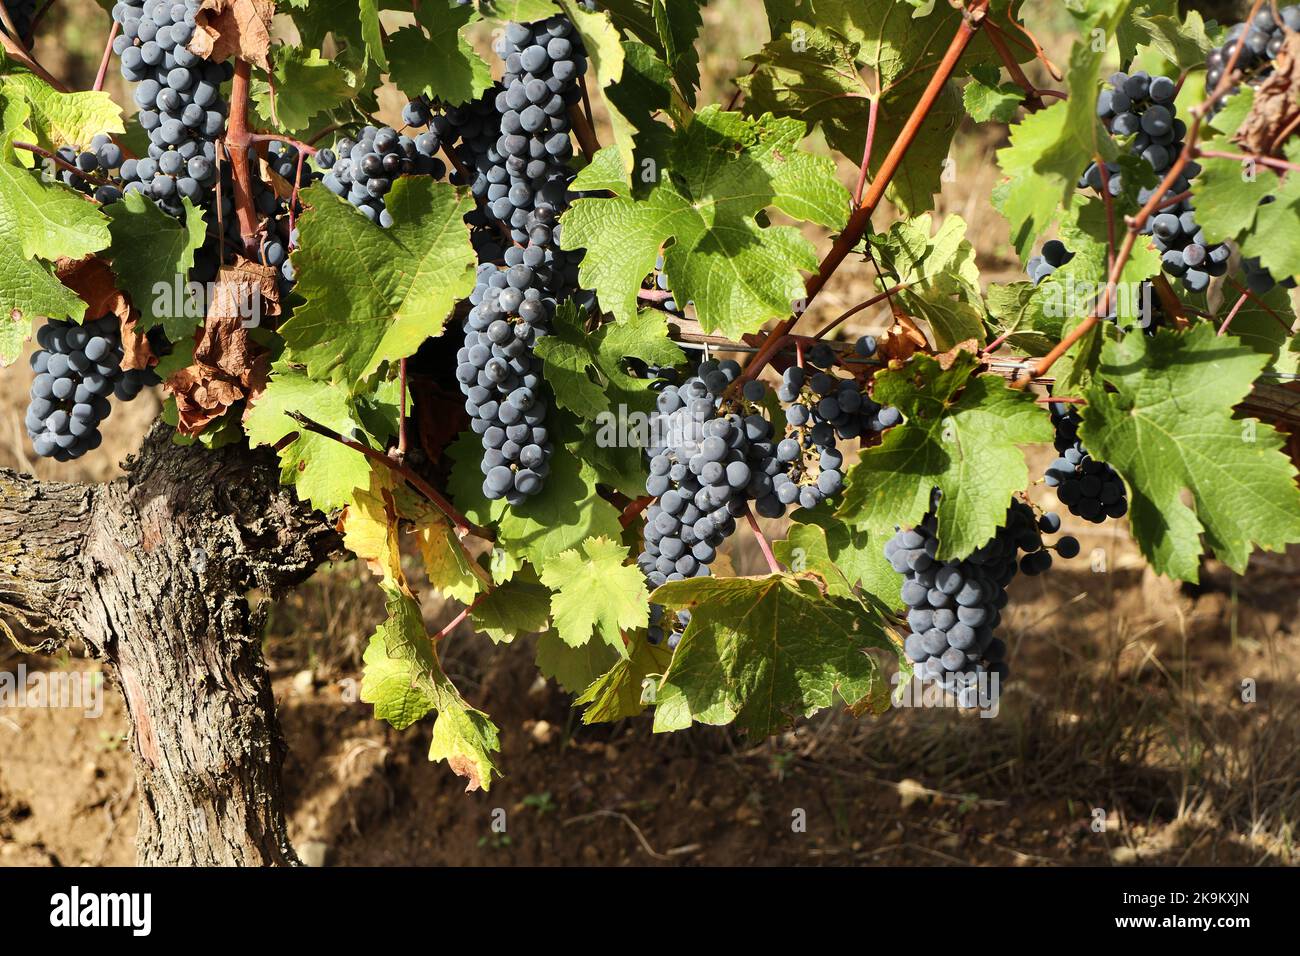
[0,423,340,865]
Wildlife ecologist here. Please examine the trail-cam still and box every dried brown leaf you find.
[1234,32,1300,155]
[165,311,269,436]
[190,0,274,70]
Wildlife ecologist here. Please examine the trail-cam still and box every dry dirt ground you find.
[2,524,1299,867]
[2,1,1298,867]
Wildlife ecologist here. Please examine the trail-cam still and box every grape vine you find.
[1,0,1298,797]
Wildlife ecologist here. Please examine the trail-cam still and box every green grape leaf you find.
[280,180,477,391]
[495,447,625,567]
[252,47,359,132]
[480,0,560,21]
[535,628,623,694]
[358,0,388,72]
[837,351,1053,558]
[1190,139,1280,243]
[1221,283,1298,377]
[469,571,552,644]
[869,213,985,349]
[413,508,493,606]
[984,280,1060,356]
[104,192,208,339]
[651,0,703,103]
[562,107,849,339]
[244,361,401,512]
[575,636,672,723]
[0,153,111,340]
[1125,6,1215,70]
[387,2,493,107]
[737,0,1009,216]
[0,74,124,152]
[1237,141,1300,282]
[649,574,893,736]
[775,513,901,610]
[534,303,683,494]
[996,1,1134,258]
[361,587,501,791]
[1081,325,1300,582]
[539,536,647,653]
[963,63,1024,123]
[0,313,27,365]
[604,40,677,180]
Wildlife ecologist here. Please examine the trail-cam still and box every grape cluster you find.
[53,134,126,205]
[639,361,759,647]
[316,122,445,227]
[1044,403,1128,524]
[24,316,159,461]
[1086,70,1227,293]
[1206,6,1300,99]
[1026,238,1073,285]
[770,339,899,512]
[452,14,595,503]
[1028,239,1167,333]
[487,17,588,285]
[460,255,555,503]
[110,0,228,216]
[893,497,1076,704]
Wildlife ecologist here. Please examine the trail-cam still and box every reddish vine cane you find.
[741,0,994,384]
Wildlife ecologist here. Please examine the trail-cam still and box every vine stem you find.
[12,141,113,188]
[247,132,319,156]
[29,0,56,39]
[1019,0,1269,386]
[1196,147,1300,174]
[1217,291,1251,336]
[744,507,781,574]
[93,21,119,93]
[851,96,880,207]
[0,3,21,43]
[1224,276,1297,333]
[811,282,910,341]
[1094,154,1117,274]
[0,28,66,90]
[568,103,600,161]
[619,495,653,529]
[981,330,1012,355]
[435,606,471,642]
[726,63,758,112]
[984,20,1052,111]
[285,411,493,542]
[224,59,261,255]
[398,359,409,458]
[740,0,992,384]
